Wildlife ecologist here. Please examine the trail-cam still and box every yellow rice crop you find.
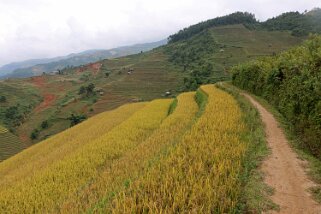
[112,85,246,213]
[58,92,199,213]
[0,99,171,213]
[0,102,146,188]
[0,125,8,134]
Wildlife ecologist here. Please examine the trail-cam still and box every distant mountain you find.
[0,39,167,78]
[0,57,65,75]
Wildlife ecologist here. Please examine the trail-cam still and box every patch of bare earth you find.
[34,94,56,112]
[243,93,321,214]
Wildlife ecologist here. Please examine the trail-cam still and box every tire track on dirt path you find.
[243,93,321,214]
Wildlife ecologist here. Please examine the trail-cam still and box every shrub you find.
[232,35,321,158]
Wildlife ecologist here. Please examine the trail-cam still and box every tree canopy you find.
[168,12,257,43]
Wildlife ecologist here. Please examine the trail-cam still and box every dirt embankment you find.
[31,76,57,112]
[34,94,56,112]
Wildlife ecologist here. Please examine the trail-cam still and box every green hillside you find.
[0,11,308,159]
[166,24,302,90]
[0,40,167,78]
[1,8,321,212]
[261,8,321,36]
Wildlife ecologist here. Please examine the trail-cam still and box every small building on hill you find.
[94,87,104,96]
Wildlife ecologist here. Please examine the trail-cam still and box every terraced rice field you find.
[0,126,24,162]
[112,85,246,213]
[0,85,251,213]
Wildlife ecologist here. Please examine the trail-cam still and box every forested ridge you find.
[168,12,257,43]
[261,8,321,36]
[168,8,321,43]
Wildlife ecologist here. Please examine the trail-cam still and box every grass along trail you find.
[243,93,321,214]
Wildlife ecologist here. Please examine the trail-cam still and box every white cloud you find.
[0,0,320,66]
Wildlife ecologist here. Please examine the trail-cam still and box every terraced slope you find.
[112,85,246,213]
[0,102,146,186]
[61,92,199,212]
[0,99,172,212]
[0,85,253,213]
[0,126,24,162]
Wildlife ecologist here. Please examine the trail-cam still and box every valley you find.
[0,8,321,213]
[0,23,304,152]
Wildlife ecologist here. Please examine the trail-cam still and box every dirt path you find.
[243,93,321,214]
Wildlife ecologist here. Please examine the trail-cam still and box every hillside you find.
[0,11,309,161]
[0,85,265,212]
[0,6,321,213]
[1,79,321,212]
[168,9,321,43]
[232,35,321,159]
[261,8,321,36]
[166,24,301,90]
[0,39,166,78]
[0,125,24,162]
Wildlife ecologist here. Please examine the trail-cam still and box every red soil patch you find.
[76,62,102,75]
[76,67,85,74]
[31,76,45,88]
[19,133,29,143]
[34,94,56,112]
[89,62,102,75]
[58,84,65,92]
[81,105,88,114]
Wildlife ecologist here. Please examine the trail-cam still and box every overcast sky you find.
[0,0,320,66]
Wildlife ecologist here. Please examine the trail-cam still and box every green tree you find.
[30,129,40,140]
[79,86,86,95]
[41,120,49,129]
[68,113,87,127]
[86,83,95,94]
[0,96,6,102]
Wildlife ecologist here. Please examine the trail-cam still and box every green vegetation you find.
[166,30,224,90]
[169,8,321,43]
[0,80,41,130]
[194,87,208,114]
[166,24,302,90]
[261,8,321,36]
[68,113,87,127]
[238,89,321,205]
[79,83,96,97]
[0,125,24,162]
[41,120,49,129]
[0,10,308,160]
[218,82,276,212]
[0,96,6,102]
[30,129,40,140]
[2,40,166,78]
[232,35,321,159]
[168,12,257,43]
[167,98,177,115]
